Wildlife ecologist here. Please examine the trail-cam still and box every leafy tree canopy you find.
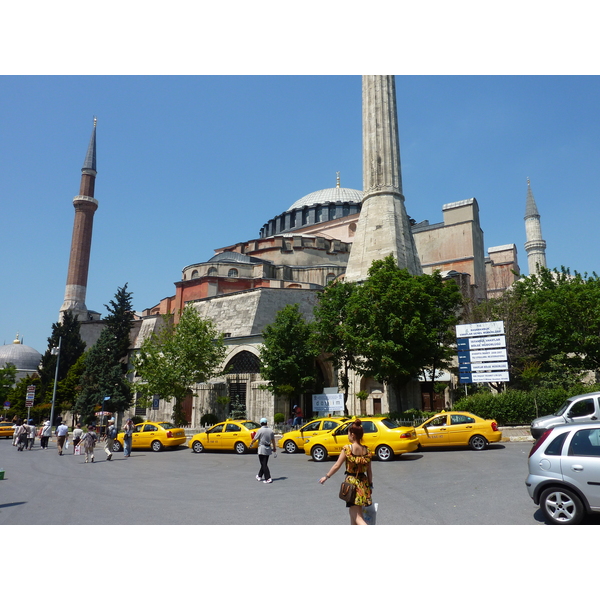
[259,303,317,400]
[131,306,226,425]
[345,256,463,410]
[513,266,600,384]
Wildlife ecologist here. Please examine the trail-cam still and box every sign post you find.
[456,321,510,386]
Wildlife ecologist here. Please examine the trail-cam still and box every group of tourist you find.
[9,417,136,463]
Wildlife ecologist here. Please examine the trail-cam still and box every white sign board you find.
[470,361,509,371]
[312,393,345,412]
[465,335,506,350]
[470,371,510,383]
[456,321,505,338]
[468,348,508,362]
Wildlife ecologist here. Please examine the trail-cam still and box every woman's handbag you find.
[339,477,356,503]
[74,444,81,456]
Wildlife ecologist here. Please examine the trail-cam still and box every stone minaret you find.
[524,178,547,275]
[59,118,98,322]
[344,76,421,282]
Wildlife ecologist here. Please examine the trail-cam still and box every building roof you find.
[288,187,363,211]
[0,336,42,372]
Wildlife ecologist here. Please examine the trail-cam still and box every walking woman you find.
[40,420,52,450]
[15,419,28,451]
[319,419,373,525]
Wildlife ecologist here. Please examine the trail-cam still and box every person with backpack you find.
[105,418,118,461]
[80,426,98,463]
[15,419,28,451]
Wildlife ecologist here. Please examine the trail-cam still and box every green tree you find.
[469,286,538,389]
[513,266,600,385]
[131,306,226,425]
[312,280,361,414]
[76,284,134,422]
[38,310,86,404]
[259,304,318,405]
[0,363,17,409]
[346,255,463,411]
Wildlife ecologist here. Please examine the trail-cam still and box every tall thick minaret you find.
[524,178,547,275]
[344,76,421,282]
[59,118,98,322]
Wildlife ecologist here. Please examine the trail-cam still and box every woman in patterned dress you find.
[319,419,373,525]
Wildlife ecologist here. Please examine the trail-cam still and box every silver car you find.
[526,422,600,524]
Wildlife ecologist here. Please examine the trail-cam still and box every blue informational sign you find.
[152,395,160,409]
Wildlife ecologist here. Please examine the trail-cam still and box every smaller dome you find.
[288,187,363,211]
[0,336,42,372]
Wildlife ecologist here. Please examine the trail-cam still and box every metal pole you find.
[49,336,62,431]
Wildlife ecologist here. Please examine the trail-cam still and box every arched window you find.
[228,268,238,278]
[191,270,199,279]
[348,223,357,237]
[207,267,218,276]
[225,350,261,374]
[326,273,336,284]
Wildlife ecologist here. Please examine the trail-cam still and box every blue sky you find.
[2,74,600,354]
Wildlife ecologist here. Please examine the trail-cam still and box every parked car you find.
[278,417,349,453]
[0,422,15,439]
[112,421,187,452]
[189,419,261,454]
[530,392,600,439]
[525,422,600,524]
[414,411,502,451]
[303,417,419,462]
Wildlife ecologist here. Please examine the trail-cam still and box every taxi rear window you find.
[241,421,260,430]
[158,422,177,430]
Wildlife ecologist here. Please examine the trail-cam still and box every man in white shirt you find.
[56,421,69,455]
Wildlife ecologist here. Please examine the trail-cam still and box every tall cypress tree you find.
[76,284,134,423]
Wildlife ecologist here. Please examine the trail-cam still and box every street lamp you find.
[49,336,62,430]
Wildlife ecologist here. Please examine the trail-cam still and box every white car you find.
[526,422,600,524]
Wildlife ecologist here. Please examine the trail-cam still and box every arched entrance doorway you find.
[224,350,261,416]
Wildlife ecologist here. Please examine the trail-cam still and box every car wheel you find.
[112,440,122,452]
[469,434,487,451]
[376,444,394,461]
[151,440,163,452]
[192,440,204,453]
[311,445,328,462]
[540,487,585,525]
[284,440,298,454]
[234,441,247,455]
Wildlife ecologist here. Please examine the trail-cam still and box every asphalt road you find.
[1,436,568,526]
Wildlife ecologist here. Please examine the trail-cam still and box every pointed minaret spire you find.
[59,119,99,322]
[524,178,547,275]
[344,76,421,282]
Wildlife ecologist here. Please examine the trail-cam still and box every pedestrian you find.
[123,418,134,457]
[249,417,277,483]
[319,418,373,525]
[55,421,69,455]
[15,419,28,451]
[72,422,83,454]
[292,405,303,427]
[26,419,36,450]
[80,425,97,463]
[12,417,19,447]
[40,420,52,449]
[105,418,118,461]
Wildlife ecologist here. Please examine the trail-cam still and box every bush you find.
[200,413,219,426]
[452,384,600,425]
[274,412,285,424]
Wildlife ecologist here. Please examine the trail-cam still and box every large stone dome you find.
[0,336,42,372]
[288,187,363,211]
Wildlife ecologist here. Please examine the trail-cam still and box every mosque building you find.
[0,334,42,382]
[5,76,534,425]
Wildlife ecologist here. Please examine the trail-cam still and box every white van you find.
[530,392,600,439]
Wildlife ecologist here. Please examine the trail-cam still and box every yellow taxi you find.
[189,419,261,454]
[304,417,419,462]
[414,411,502,450]
[112,421,187,452]
[0,422,16,439]
[279,417,349,453]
